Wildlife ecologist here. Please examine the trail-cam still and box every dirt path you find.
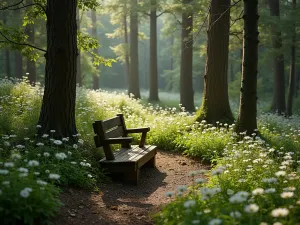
[55,150,210,225]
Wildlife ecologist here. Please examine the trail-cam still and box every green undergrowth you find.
[155,136,300,225]
[1,79,300,224]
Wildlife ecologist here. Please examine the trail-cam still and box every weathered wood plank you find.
[114,146,152,162]
[105,126,124,139]
[101,117,121,130]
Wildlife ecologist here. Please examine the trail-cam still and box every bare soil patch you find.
[54,150,210,225]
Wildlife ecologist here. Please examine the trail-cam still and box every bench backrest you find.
[93,114,127,160]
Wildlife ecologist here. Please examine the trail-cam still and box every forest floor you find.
[54,150,210,225]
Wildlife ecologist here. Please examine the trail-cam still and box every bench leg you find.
[124,169,140,185]
[143,156,156,168]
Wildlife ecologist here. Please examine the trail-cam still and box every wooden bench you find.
[93,114,157,185]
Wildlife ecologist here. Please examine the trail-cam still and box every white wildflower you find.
[28,160,39,167]
[195,178,206,184]
[183,199,196,208]
[18,167,28,173]
[42,134,49,138]
[11,153,21,160]
[252,188,264,196]
[208,218,222,225]
[229,191,249,203]
[230,211,242,218]
[37,180,47,185]
[2,181,10,185]
[16,145,25,149]
[265,188,276,194]
[165,191,175,197]
[0,169,9,175]
[53,140,63,145]
[275,171,286,177]
[244,204,259,213]
[280,192,294,198]
[271,208,289,217]
[20,188,31,198]
[49,173,60,180]
[55,152,67,160]
[4,162,14,167]
[177,185,187,192]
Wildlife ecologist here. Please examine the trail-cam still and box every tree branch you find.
[229,31,243,41]
[230,9,243,27]
[0,0,24,10]
[8,3,47,14]
[156,11,165,18]
[168,10,182,25]
[0,30,46,53]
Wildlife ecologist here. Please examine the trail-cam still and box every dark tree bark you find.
[269,0,285,114]
[180,0,194,112]
[128,0,140,98]
[25,0,36,85]
[148,0,159,101]
[15,51,23,79]
[76,7,82,87]
[91,10,100,90]
[295,71,300,97]
[286,0,296,117]
[196,0,233,124]
[236,0,259,135]
[38,0,78,139]
[1,10,11,78]
[123,13,130,88]
[5,49,11,78]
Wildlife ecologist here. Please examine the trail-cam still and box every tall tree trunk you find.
[269,0,285,114]
[148,0,159,101]
[236,0,259,135]
[91,10,100,90]
[123,13,130,88]
[25,0,36,85]
[76,7,82,87]
[38,0,78,139]
[5,49,11,78]
[180,0,194,112]
[15,51,23,79]
[2,10,11,78]
[295,71,300,97]
[286,0,296,117]
[170,34,174,71]
[13,9,23,79]
[128,0,140,98]
[196,0,233,124]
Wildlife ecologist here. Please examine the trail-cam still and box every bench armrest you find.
[125,127,150,147]
[103,137,133,145]
[125,127,150,134]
